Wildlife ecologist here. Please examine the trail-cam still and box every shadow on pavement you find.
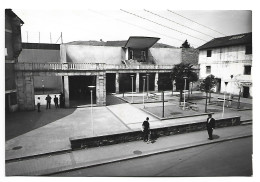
[213,134,220,140]
[5,108,77,141]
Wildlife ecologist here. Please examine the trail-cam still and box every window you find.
[245,45,252,55]
[141,51,146,61]
[129,50,134,59]
[207,50,212,57]
[206,66,211,74]
[244,65,251,75]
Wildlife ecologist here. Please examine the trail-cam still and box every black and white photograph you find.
[2,0,258,180]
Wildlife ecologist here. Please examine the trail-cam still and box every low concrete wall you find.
[70,116,241,150]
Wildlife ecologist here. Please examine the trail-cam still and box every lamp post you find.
[146,73,149,99]
[222,82,228,118]
[183,76,188,110]
[130,75,134,103]
[142,75,146,108]
[42,79,44,94]
[88,85,96,136]
[162,84,165,118]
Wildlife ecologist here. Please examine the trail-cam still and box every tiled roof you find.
[65,40,175,48]
[198,32,252,50]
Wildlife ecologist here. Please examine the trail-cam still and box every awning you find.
[124,36,160,49]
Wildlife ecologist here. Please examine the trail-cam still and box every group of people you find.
[142,114,215,143]
[36,93,65,112]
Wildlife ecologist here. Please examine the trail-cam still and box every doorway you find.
[243,86,250,98]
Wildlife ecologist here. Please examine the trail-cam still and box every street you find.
[52,137,252,177]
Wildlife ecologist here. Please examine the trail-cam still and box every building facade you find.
[16,36,199,110]
[5,9,24,112]
[198,32,252,98]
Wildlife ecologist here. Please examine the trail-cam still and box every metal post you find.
[222,91,225,118]
[131,75,134,103]
[183,77,188,110]
[162,90,164,118]
[146,73,149,98]
[88,86,96,136]
[91,89,93,136]
[143,76,146,108]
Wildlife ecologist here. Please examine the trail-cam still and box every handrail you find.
[14,62,173,71]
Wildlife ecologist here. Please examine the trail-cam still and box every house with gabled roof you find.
[198,32,252,98]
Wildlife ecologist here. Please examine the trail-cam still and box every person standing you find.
[45,94,52,109]
[37,97,41,112]
[206,114,215,140]
[142,117,150,143]
[54,95,59,109]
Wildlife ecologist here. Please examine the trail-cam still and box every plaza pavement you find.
[5,92,252,162]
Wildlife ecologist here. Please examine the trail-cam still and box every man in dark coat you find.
[45,94,52,109]
[54,95,59,109]
[206,114,215,140]
[142,117,150,143]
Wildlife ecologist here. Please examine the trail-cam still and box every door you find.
[243,86,250,98]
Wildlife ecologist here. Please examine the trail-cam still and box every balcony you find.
[14,63,173,71]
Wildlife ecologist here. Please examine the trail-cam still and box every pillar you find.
[16,72,35,110]
[64,76,70,107]
[115,72,119,94]
[96,72,106,106]
[136,72,140,93]
[154,72,159,92]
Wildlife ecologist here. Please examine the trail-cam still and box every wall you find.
[18,48,62,93]
[60,45,123,64]
[199,45,252,96]
[70,116,241,149]
[148,48,182,65]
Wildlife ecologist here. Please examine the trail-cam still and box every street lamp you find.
[88,85,96,136]
[42,79,44,94]
[142,75,146,108]
[183,76,188,110]
[130,74,134,103]
[146,73,149,99]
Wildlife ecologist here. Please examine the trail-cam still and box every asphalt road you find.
[52,137,252,177]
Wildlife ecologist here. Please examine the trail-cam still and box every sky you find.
[12,9,251,48]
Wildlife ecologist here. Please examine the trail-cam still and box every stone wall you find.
[70,116,241,150]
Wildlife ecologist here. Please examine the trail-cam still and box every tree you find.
[199,74,217,112]
[170,63,198,105]
[234,74,243,109]
[180,40,191,48]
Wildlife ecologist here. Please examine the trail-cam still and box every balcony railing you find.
[14,62,173,71]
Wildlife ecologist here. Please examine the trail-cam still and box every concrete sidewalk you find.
[6,124,252,176]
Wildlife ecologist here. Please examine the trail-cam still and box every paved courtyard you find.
[5,92,252,161]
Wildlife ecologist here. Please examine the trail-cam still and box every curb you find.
[39,134,252,176]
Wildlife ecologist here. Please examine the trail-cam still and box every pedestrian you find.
[206,113,215,140]
[59,92,64,108]
[37,97,41,112]
[45,94,52,109]
[54,95,59,108]
[142,117,151,143]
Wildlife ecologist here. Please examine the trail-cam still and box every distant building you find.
[5,9,24,112]
[198,32,252,98]
[16,36,199,110]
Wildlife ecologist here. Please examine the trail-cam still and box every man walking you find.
[206,113,215,140]
[45,94,52,109]
[54,95,59,109]
[142,117,150,143]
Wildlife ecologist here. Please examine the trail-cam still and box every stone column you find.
[63,76,70,108]
[16,72,35,111]
[154,72,159,92]
[115,72,119,94]
[96,72,106,106]
[136,72,140,93]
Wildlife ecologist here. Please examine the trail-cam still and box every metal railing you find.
[14,62,173,71]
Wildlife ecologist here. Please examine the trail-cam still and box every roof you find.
[5,9,24,24]
[198,32,252,50]
[124,36,160,49]
[22,43,60,50]
[65,38,175,48]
